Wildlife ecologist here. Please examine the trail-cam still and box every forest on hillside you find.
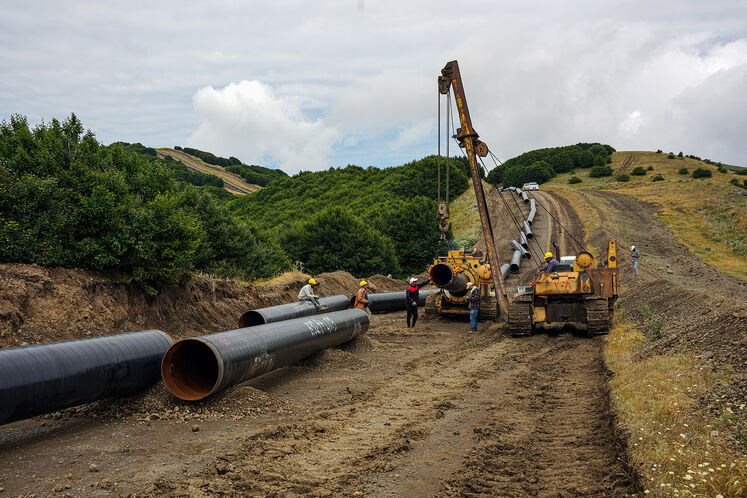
[0,114,473,288]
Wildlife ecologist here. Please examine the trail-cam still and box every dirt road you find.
[0,188,640,496]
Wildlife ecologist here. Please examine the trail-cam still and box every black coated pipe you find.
[523,221,534,239]
[510,250,523,273]
[519,231,529,249]
[162,309,369,401]
[351,289,438,313]
[521,191,529,203]
[0,330,173,425]
[239,294,349,328]
[430,263,471,296]
[501,263,511,280]
[511,240,531,259]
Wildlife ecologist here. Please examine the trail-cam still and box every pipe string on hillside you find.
[523,220,534,239]
[239,295,349,328]
[527,199,536,225]
[511,240,531,259]
[521,191,529,203]
[162,309,370,401]
[0,330,173,425]
[509,250,523,273]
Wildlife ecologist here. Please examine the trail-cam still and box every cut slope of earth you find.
[156,148,261,194]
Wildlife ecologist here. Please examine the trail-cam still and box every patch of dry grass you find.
[605,319,746,497]
[252,270,308,286]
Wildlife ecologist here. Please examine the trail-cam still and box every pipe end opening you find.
[430,264,454,287]
[161,339,220,401]
[238,311,266,328]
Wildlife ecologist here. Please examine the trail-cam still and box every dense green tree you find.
[578,150,594,168]
[589,164,614,177]
[503,160,555,187]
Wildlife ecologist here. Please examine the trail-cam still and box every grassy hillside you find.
[544,151,747,281]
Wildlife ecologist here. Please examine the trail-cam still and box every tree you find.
[503,160,555,187]
[631,166,647,176]
[577,150,594,168]
[589,164,614,177]
[692,168,712,179]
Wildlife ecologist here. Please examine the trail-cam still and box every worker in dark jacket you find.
[405,277,429,328]
[466,281,481,332]
[539,252,559,273]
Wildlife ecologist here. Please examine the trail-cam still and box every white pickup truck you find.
[522,182,539,191]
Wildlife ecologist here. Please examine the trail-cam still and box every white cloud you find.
[188,81,340,173]
[619,110,644,137]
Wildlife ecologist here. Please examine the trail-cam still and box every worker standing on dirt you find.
[631,245,640,276]
[539,252,559,273]
[405,277,429,328]
[466,282,481,332]
[353,280,371,318]
[299,278,327,311]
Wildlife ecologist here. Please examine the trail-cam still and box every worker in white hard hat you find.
[405,277,429,328]
[631,245,641,276]
[299,278,327,311]
[353,280,371,318]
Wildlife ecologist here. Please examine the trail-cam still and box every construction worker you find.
[466,281,481,332]
[631,245,640,276]
[405,277,429,328]
[298,278,327,311]
[539,252,559,273]
[353,280,371,318]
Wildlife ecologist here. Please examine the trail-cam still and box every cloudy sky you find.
[2,1,746,173]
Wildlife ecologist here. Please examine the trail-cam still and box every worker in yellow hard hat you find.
[298,278,327,311]
[539,252,559,273]
[353,280,371,318]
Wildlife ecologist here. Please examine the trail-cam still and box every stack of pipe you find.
[239,295,349,328]
[0,330,173,425]
[161,309,369,401]
[511,240,531,259]
[527,199,537,225]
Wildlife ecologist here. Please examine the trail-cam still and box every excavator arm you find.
[439,60,510,320]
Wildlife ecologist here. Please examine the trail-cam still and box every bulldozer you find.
[507,243,619,337]
[425,248,498,320]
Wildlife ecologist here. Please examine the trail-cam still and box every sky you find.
[1,1,746,173]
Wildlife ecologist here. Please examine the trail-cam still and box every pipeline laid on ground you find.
[527,199,536,225]
[350,289,438,313]
[523,220,534,239]
[510,250,523,273]
[511,240,531,259]
[519,231,529,249]
[239,295,349,328]
[501,263,511,280]
[162,309,370,401]
[0,330,173,425]
[521,191,529,203]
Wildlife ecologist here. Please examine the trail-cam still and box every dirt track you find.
[0,189,642,496]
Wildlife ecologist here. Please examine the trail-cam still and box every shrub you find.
[631,166,647,176]
[647,166,654,171]
[569,176,582,184]
[667,154,675,159]
[678,151,683,157]
[735,168,747,176]
[692,168,712,179]
[656,149,662,154]
[615,174,630,182]
[717,166,728,173]
[589,164,614,178]
[678,168,689,175]
[652,174,665,182]
[730,178,747,190]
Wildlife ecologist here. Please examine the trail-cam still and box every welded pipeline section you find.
[511,240,531,259]
[510,250,523,273]
[521,191,529,203]
[162,309,369,401]
[527,199,536,225]
[0,330,173,425]
[519,231,529,249]
[501,263,511,280]
[355,289,438,313]
[239,294,349,328]
[523,220,534,239]
[429,263,471,296]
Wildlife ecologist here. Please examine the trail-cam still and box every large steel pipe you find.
[430,263,471,296]
[521,191,529,203]
[352,289,438,313]
[0,330,173,425]
[510,250,523,273]
[239,294,349,328]
[162,309,369,401]
[519,231,529,249]
[523,221,534,239]
[511,240,531,259]
[527,199,536,225]
[501,263,511,280]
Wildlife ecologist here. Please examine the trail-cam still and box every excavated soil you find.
[0,188,653,496]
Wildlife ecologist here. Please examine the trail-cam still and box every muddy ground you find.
[2,185,743,496]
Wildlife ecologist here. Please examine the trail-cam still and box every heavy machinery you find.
[507,242,619,337]
[427,60,618,336]
[425,248,498,319]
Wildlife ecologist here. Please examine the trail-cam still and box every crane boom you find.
[439,60,510,320]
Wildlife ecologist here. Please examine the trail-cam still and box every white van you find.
[522,182,539,191]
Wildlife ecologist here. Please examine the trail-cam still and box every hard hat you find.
[631,245,636,250]
[309,278,317,285]
[409,277,417,284]
[360,280,368,287]
[544,252,553,259]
